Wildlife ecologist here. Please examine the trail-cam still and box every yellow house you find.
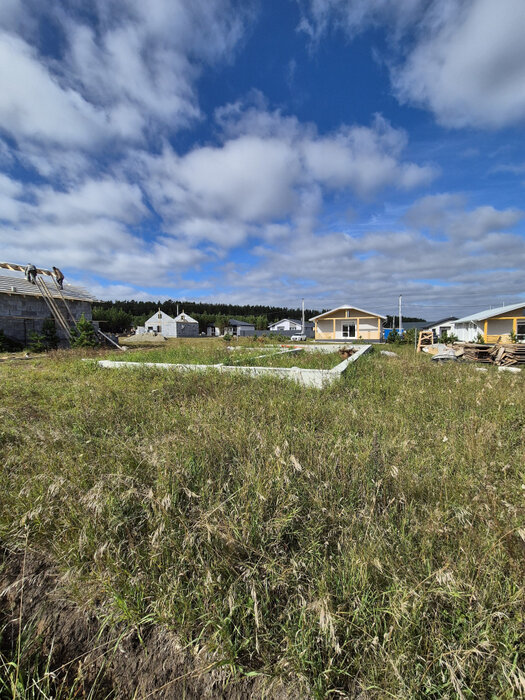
[452,302,525,343]
[310,304,386,341]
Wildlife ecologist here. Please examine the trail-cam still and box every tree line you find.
[92,300,324,334]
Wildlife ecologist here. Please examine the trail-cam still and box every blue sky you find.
[1,0,525,320]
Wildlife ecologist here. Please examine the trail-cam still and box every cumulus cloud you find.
[394,0,525,128]
[0,0,252,152]
[0,32,111,147]
[298,0,525,129]
[137,108,436,247]
[213,193,525,313]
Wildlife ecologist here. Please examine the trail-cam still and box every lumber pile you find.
[489,344,525,366]
[461,343,525,366]
[461,344,493,363]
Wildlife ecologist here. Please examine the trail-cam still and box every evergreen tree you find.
[70,315,99,348]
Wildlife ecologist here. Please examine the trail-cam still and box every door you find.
[342,321,356,339]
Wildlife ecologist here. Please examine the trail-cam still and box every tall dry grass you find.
[0,345,524,697]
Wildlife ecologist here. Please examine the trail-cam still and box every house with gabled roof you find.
[451,303,525,343]
[139,309,199,338]
[310,304,386,341]
[268,318,314,333]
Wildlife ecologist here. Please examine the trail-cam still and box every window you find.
[157,325,161,332]
[517,321,525,341]
[158,312,162,319]
[342,322,356,338]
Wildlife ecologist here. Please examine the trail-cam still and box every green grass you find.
[114,342,342,369]
[0,345,524,697]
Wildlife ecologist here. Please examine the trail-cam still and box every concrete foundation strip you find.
[92,344,372,389]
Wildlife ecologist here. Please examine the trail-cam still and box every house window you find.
[342,322,356,338]
[158,312,162,319]
[157,325,161,332]
[345,310,350,318]
[517,321,525,341]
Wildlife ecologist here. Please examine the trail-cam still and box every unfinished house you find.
[138,309,199,338]
[0,274,95,346]
[310,305,386,341]
[452,303,525,343]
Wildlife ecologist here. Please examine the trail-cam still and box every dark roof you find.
[422,317,458,329]
[402,321,428,330]
[0,274,96,303]
[229,319,255,327]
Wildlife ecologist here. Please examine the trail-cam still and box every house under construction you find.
[0,262,96,346]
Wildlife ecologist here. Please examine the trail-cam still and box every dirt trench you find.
[0,550,304,699]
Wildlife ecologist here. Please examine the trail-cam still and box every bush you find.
[70,315,99,348]
[28,332,48,353]
[440,331,458,344]
[386,329,400,344]
[222,332,232,341]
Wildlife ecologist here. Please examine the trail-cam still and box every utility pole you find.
[301,298,305,335]
[398,295,402,334]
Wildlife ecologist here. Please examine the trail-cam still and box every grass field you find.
[1,342,524,697]
[113,341,342,369]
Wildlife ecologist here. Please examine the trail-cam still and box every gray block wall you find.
[175,321,199,337]
[0,293,92,346]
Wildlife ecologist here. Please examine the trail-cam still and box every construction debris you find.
[461,343,525,367]
[338,347,356,359]
[432,349,457,362]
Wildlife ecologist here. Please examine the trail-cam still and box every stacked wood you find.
[488,343,525,366]
[461,343,525,366]
[461,344,493,363]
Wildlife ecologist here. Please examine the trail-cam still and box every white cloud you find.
[299,0,525,129]
[297,0,426,43]
[37,178,147,225]
[394,0,525,128]
[0,32,111,147]
[213,193,525,313]
[138,109,436,246]
[0,0,252,154]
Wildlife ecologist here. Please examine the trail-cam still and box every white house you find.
[139,309,199,338]
[268,318,303,332]
[310,304,386,341]
[423,317,458,340]
[452,302,525,343]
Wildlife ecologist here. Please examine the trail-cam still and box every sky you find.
[1,0,525,320]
